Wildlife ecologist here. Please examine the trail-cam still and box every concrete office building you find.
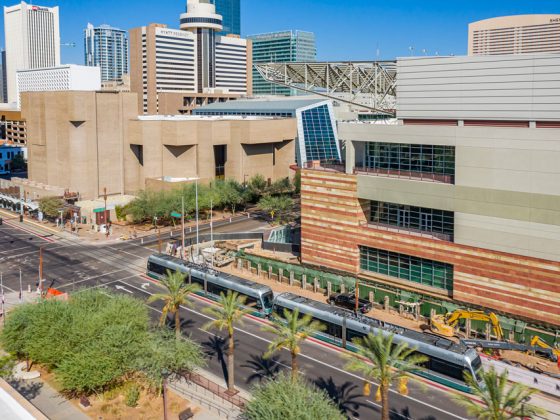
[194,97,340,165]
[84,23,129,82]
[1,50,7,103]
[130,1,251,115]
[3,2,60,104]
[16,65,101,108]
[249,31,316,96]
[469,15,560,55]
[214,0,240,36]
[0,106,26,144]
[22,90,297,200]
[301,54,560,328]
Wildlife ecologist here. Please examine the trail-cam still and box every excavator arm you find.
[431,309,504,340]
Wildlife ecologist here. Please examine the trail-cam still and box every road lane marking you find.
[115,278,466,419]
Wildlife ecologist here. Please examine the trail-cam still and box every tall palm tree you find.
[453,367,546,420]
[344,332,427,420]
[262,308,325,383]
[202,291,252,393]
[148,270,201,340]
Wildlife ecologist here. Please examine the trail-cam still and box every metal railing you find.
[360,220,453,242]
[354,166,454,184]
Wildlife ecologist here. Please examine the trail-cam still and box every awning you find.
[0,193,19,205]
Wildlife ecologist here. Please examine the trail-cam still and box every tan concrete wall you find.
[340,122,560,262]
[23,91,137,200]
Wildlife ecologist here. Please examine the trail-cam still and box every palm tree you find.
[344,332,427,420]
[262,308,325,383]
[148,270,201,340]
[453,367,546,420]
[202,291,252,393]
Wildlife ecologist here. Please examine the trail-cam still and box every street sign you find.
[170,212,182,218]
[93,208,105,213]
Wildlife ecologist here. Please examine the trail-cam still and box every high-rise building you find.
[1,50,7,103]
[3,1,61,104]
[469,15,560,55]
[214,0,240,36]
[84,23,129,82]
[130,0,251,115]
[248,30,316,96]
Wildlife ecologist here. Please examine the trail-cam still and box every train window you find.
[148,262,167,275]
[346,328,367,342]
[190,274,204,286]
[207,282,227,297]
[326,322,342,339]
[429,357,467,381]
[244,295,261,309]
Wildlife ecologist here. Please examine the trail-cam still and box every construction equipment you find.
[530,336,560,359]
[431,310,504,340]
[462,338,559,363]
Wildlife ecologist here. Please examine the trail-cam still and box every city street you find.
[0,215,473,419]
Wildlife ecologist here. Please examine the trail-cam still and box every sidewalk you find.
[8,378,89,420]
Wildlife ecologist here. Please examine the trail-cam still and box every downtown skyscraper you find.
[3,1,61,104]
[248,30,316,96]
[214,0,240,36]
[84,23,129,82]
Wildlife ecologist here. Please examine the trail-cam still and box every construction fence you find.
[237,252,560,347]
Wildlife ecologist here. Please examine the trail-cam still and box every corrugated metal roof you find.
[193,97,328,115]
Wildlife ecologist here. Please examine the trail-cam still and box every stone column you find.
[257,264,262,277]
[327,282,332,297]
[289,271,294,287]
[313,277,318,293]
[383,296,390,311]
[302,274,307,290]
[369,291,374,304]
[279,268,284,283]
[268,266,272,280]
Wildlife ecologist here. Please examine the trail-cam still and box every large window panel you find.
[359,246,453,291]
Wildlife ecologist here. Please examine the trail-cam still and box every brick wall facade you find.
[301,169,560,327]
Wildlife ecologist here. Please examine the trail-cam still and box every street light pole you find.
[195,179,199,261]
[355,278,359,314]
[181,196,185,260]
[39,247,43,298]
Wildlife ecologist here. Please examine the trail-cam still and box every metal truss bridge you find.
[254,61,397,115]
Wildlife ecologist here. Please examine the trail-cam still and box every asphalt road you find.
[0,215,472,419]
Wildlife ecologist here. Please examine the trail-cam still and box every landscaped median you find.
[0,289,204,419]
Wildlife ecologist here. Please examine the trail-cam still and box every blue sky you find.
[1,0,558,63]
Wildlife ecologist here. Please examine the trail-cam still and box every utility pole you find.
[195,179,199,261]
[181,196,185,260]
[355,278,359,314]
[39,247,43,298]
[1,272,5,326]
[103,187,107,227]
[210,198,214,268]
[19,188,24,222]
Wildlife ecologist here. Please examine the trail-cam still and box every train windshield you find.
[471,356,483,382]
[262,292,274,311]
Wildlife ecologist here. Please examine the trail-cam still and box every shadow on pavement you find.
[241,354,285,385]
[314,376,370,418]
[9,380,44,400]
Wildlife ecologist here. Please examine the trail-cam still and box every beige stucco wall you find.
[341,122,560,262]
[23,91,137,200]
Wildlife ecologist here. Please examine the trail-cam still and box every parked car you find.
[327,293,372,314]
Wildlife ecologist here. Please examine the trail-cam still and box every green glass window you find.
[370,201,454,240]
[359,246,453,291]
[366,142,455,183]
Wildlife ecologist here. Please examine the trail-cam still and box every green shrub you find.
[125,384,140,407]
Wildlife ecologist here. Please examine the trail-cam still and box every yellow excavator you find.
[530,336,560,359]
[431,310,504,340]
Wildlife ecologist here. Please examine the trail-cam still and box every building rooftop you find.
[193,97,329,114]
[136,114,282,121]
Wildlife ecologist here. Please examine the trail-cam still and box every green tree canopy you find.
[452,367,546,420]
[1,289,204,397]
[38,196,65,218]
[244,373,345,420]
[257,195,294,224]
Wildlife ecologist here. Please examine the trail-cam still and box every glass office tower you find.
[214,0,240,36]
[248,30,316,96]
[84,23,129,82]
